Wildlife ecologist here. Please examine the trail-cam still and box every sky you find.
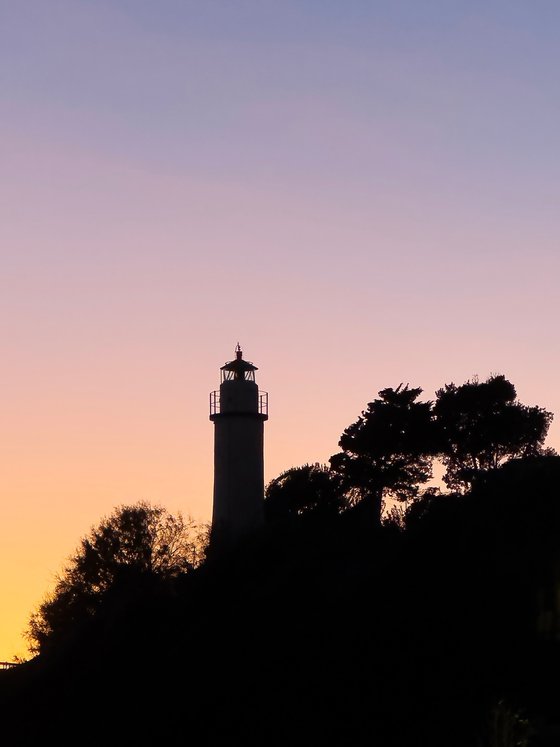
[2,0,560,659]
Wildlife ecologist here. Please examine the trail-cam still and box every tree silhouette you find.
[329,385,437,525]
[434,374,554,492]
[27,501,208,654]
[264,463,347,521]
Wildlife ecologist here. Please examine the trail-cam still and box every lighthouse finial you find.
[236,342,242,360]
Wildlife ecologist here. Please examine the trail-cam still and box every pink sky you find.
[2,1,560,659]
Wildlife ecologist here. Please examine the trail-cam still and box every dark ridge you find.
[2,456,560,746]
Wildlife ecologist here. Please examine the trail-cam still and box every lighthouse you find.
[209,345,268,550]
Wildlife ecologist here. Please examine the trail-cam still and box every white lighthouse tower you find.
[209,345,268,550]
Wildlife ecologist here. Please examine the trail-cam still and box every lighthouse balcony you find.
[210,390,268,418]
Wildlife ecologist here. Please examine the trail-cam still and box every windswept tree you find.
[265,463,348,522]
[27,501,209,654]
[434,374,554,492]
[329,385,438,525]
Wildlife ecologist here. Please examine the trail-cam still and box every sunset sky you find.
[2,1,560,659]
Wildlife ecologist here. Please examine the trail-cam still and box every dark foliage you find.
[329,384,438,524]
[3,457,560,746]
[264,462,348,522]
[27,501,208,655]
[434,374,554,491]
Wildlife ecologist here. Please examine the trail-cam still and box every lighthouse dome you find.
[220,344,257,382]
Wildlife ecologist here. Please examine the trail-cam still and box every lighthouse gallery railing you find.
[210,390,268,417]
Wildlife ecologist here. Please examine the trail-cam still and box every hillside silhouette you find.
[1,375,560,746]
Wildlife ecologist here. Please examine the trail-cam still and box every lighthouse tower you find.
[209,345,268,550]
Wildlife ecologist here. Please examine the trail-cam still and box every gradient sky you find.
[2,0,560,659]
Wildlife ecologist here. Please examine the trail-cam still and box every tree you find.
[27,501,209,654]
[329,384,437,525]
[434,374,554,492]
[264,463,348,522]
